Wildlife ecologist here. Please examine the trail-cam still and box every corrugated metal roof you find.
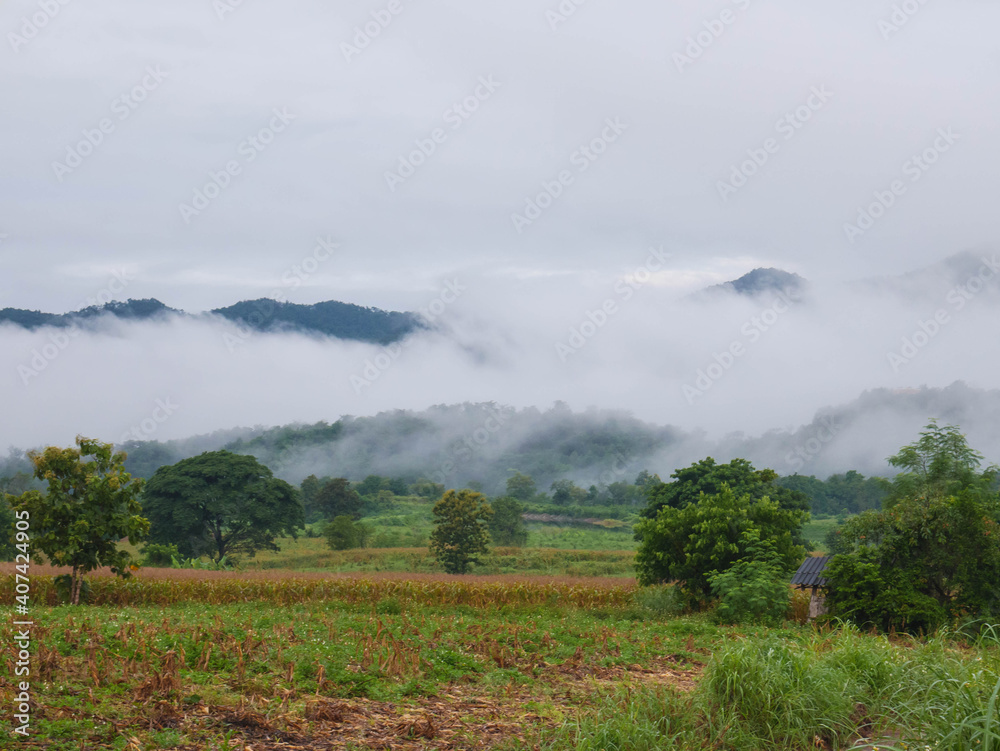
[791,556,831,587]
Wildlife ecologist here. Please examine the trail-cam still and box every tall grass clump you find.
[541,685,698,751]
[702,636,859,748]
[882,626,1000,750]
[701,625,1000,750]
[633,584,686,619]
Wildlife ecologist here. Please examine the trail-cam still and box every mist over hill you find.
[2,251,998,462]
[63,382,997,497]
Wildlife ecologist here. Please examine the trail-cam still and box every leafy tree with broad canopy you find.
[640,457,811,518]
[825,422,1000,632]
[142,450,302,562]
[634,484,807,599]
[430,489,493,574]
[6,437,149,605]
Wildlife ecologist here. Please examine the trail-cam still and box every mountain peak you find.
[703,267,806,297]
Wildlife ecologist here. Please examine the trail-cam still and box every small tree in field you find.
[429,489,493,574]
[6,437,149,605]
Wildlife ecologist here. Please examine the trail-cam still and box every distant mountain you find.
[0,298,177,329]
[700,267,806,298]
[209,299,424,345]
[0,297,424,345]
[855,249,1000,302]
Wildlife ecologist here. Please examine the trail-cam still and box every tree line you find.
[5,420,998,634]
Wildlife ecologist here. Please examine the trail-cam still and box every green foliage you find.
[0,495,15,561]
[299,474,322,521]
[487,497,528,547]
[141,542,180,567]
[550,479,588,506]
[777,470,887,515]
[314,478,362,520]
[826,494,1000,632]
[142,450,303,562]
[410,478,445,499]
[885,418,998,506]
[825,423,1000,633]
[702,634,864,749]
[632,584,686,619]
[169,553,234,570]
[634,483,807,598]
[324,515,371,550]
[506,472,536,501]
[23,594,1000,751]
[641,457,811,520]
[355,474,409,497]
[429,489,493,574]
[53,574,91,605]
[6,436,149,604]
[709,532,791,626]
[543,684,697,750]
[823,546,946,632]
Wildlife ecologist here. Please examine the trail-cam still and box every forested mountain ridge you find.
[0,297,424,344]
[0,298,177,328]
[210,298,423,344]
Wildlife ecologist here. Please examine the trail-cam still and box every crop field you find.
[4,566,1000,751]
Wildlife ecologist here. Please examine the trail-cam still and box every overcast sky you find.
[2,0,999,453]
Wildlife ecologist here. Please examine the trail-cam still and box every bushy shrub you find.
[823,546,947,633]
[325,515,371,551]
[709,535,790,626]
[140,542,179,567]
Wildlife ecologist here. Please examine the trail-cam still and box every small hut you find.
[791,555,831,621]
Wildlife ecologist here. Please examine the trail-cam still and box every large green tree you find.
[429,489,493,574]
[825,422,1000,632]
[6,437,149,605]
[640,457,811,518]
[634,484,807,598]
[142,450,302,562]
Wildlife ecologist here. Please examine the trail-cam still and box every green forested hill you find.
[210,299,423,344]
[0,297,422,345]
